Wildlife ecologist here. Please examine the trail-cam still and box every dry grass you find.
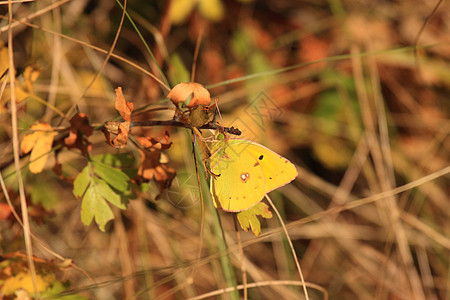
[0,0,449,299]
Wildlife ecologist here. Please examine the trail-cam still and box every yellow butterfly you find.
[209,136,298,212]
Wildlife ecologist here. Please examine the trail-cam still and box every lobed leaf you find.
[91,160,130,192]
[73,165,90,198]
[73,162,130,231]
[94,178,126,209]
[21,123,57,173]
[237,202,273,236]
[80,177,114,232]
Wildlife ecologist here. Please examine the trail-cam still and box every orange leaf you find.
[135,132,172,151]
[135,132,175,198]
[103,87,134,148]
[102,121,131,149]
[112,122,130,148]
[138,149,176,198]
[0,203,11,220]
[21,123,57,174]
[115,86,134,121]
[167,82,211,108]
[298,35,329,70]
[21,129,39,155]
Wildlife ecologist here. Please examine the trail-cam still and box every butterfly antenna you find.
[265,194,310,300]
[213,98,224,125]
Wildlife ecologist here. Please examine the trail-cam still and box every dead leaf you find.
[64,113,93,154]
[21,123,57,174]
[112,122,130,148]
[115,86,133,121]
[168,82,211,108]
[138,154,176,194]
[103,121,130,149]
[135,132,176,198]
[102,87,134,148]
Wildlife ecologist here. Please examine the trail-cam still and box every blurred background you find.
[0,0,449,299]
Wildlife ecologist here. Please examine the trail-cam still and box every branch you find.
[130,120,242,135]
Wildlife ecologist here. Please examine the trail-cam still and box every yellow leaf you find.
[237,202,273,236]
[21,130,39,155]
[22,65,42,94]
[0,41,8,77]
[21,123,57,174]
[169,0,196,24]
[198,0,224,22]
[77,70,109,95]
[169,0,224,24]
[1,271,54,295]
[312,139,353,170]
[1,85,31,104]
[0,44,41,112]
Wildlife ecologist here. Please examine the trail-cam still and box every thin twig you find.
[266,194,310,300]
[130,120,241,135]
[63,0,128,121]
[0,0,69,32]
[187,280,327,300]
[413,0,444,83]
[7,1,39,297]
[0,15,171,92]
[191,27,204,82]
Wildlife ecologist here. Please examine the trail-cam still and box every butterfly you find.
[209,136,298,212]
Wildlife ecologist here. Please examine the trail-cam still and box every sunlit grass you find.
[1,1,449,299]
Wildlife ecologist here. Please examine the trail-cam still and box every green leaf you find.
[41,280,89,300]
[73,162,129,232]
[91,160,129,192]
[93,153,138,179]
[92,153,134,168]
[73,165,90,197]
[30,181,60,210]
[80,177,114,232]
[95,178,126,209]
[237,202,273,236]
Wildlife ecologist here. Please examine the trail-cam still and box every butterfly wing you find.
[210,140,266,212]
[209,139,298,212]
[243,142,298,193]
